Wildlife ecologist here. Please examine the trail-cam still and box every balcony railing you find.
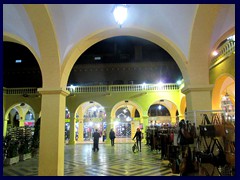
[3,87,38,95]
[210,40,235,69]
[4,83,180,95]
[66,84,179,93]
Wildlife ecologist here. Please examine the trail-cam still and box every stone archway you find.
[212,74,235,110]
[61,27,189,88]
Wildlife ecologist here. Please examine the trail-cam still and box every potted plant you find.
[18,136,32,161]
[3,135,20,165]
[31,118,40,157]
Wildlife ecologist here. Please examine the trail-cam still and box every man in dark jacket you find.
[109,129,116,146]
[92,129,101,152]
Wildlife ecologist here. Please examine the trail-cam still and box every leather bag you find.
[225,142,235,167]
[222,115,235,142]
[211,113,225,137]
[197,138,226,167]
[199,114,215,137]
[210,139,227,167]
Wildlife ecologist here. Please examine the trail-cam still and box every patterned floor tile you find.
[3,143,179,176]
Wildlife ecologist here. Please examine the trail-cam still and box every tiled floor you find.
[3,141,180,176]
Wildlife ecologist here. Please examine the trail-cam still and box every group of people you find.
[92,128,117,152]
[92,128,143,152]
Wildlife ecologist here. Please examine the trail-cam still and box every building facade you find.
[3,4,235,176]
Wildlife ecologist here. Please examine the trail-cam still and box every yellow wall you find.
[209,54,235,84]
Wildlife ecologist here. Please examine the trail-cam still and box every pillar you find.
[142,115,148,132]
[19,115,25,127]
[178,113,185,121]
[105,110,112,144]
[68,112,76,145]
[182,84,213,126]
[3,119,8,137]
[78,118,84,142]
[38,88,69,176]
[141,115,148,144]
[169,108,178,126]
[131,120,139,139]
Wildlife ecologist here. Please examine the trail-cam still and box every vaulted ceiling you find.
[3,4,234,62]
[3,4,235,88]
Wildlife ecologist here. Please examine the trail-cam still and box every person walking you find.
[109,128,116,146]
[102,130,106,142]
[132,128,143,152]
[92,129,101,152]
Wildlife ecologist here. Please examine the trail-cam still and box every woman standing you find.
[132,128,143,152]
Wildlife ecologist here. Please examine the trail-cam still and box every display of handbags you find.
[196,138,226,167]
[199,114,215,137]
[199,114,225,137]
[225,141,235,167]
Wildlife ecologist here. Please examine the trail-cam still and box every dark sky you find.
[3,36,182,88]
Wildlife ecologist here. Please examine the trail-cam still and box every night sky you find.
[3,36,182,88]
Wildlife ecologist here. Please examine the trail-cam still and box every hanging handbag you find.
[199,164,210,176]
[211,113,225,137]
[210,138,227,167]
[225,142,235,167]
[222,115,235,142]
[197,138,226,167]
[196,137,214,163]
[199,114,215,137]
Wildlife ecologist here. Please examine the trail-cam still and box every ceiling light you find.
[227,35,235,41]
[176,80,182,85]
[113,4,128,28]
[15,59,22,63]
[212,50,218,56]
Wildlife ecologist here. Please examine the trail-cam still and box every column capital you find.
[38,88,70,96]
[181,84,214,94]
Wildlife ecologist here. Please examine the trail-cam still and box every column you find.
[142,115,149,144]
[131,120,139,139]
[68,112,76,145]
[78,118,84,142]
[178,113,185,121]
[105,110,112,144]
[169,108,178,126]
[182,84,213,126]
[3,119,8,137]
[38,88,69,176]
[19,115,25,127]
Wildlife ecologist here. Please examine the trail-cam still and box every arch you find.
[179,96,187,116]
[5,103,36,122]
[4,103,37,136]
[111,100,143,118]
[188,4,222,85]
[150,99,178,116]
[148,104,170,116]
[75,101,106,116]
[61,27,188,88]
[3,32,43,75]
[212,74,235,110]
[74,101,107,142]
[209,27,235,64]
[24,4,62,88]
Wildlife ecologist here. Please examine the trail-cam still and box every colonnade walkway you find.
[3,141,180,176]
